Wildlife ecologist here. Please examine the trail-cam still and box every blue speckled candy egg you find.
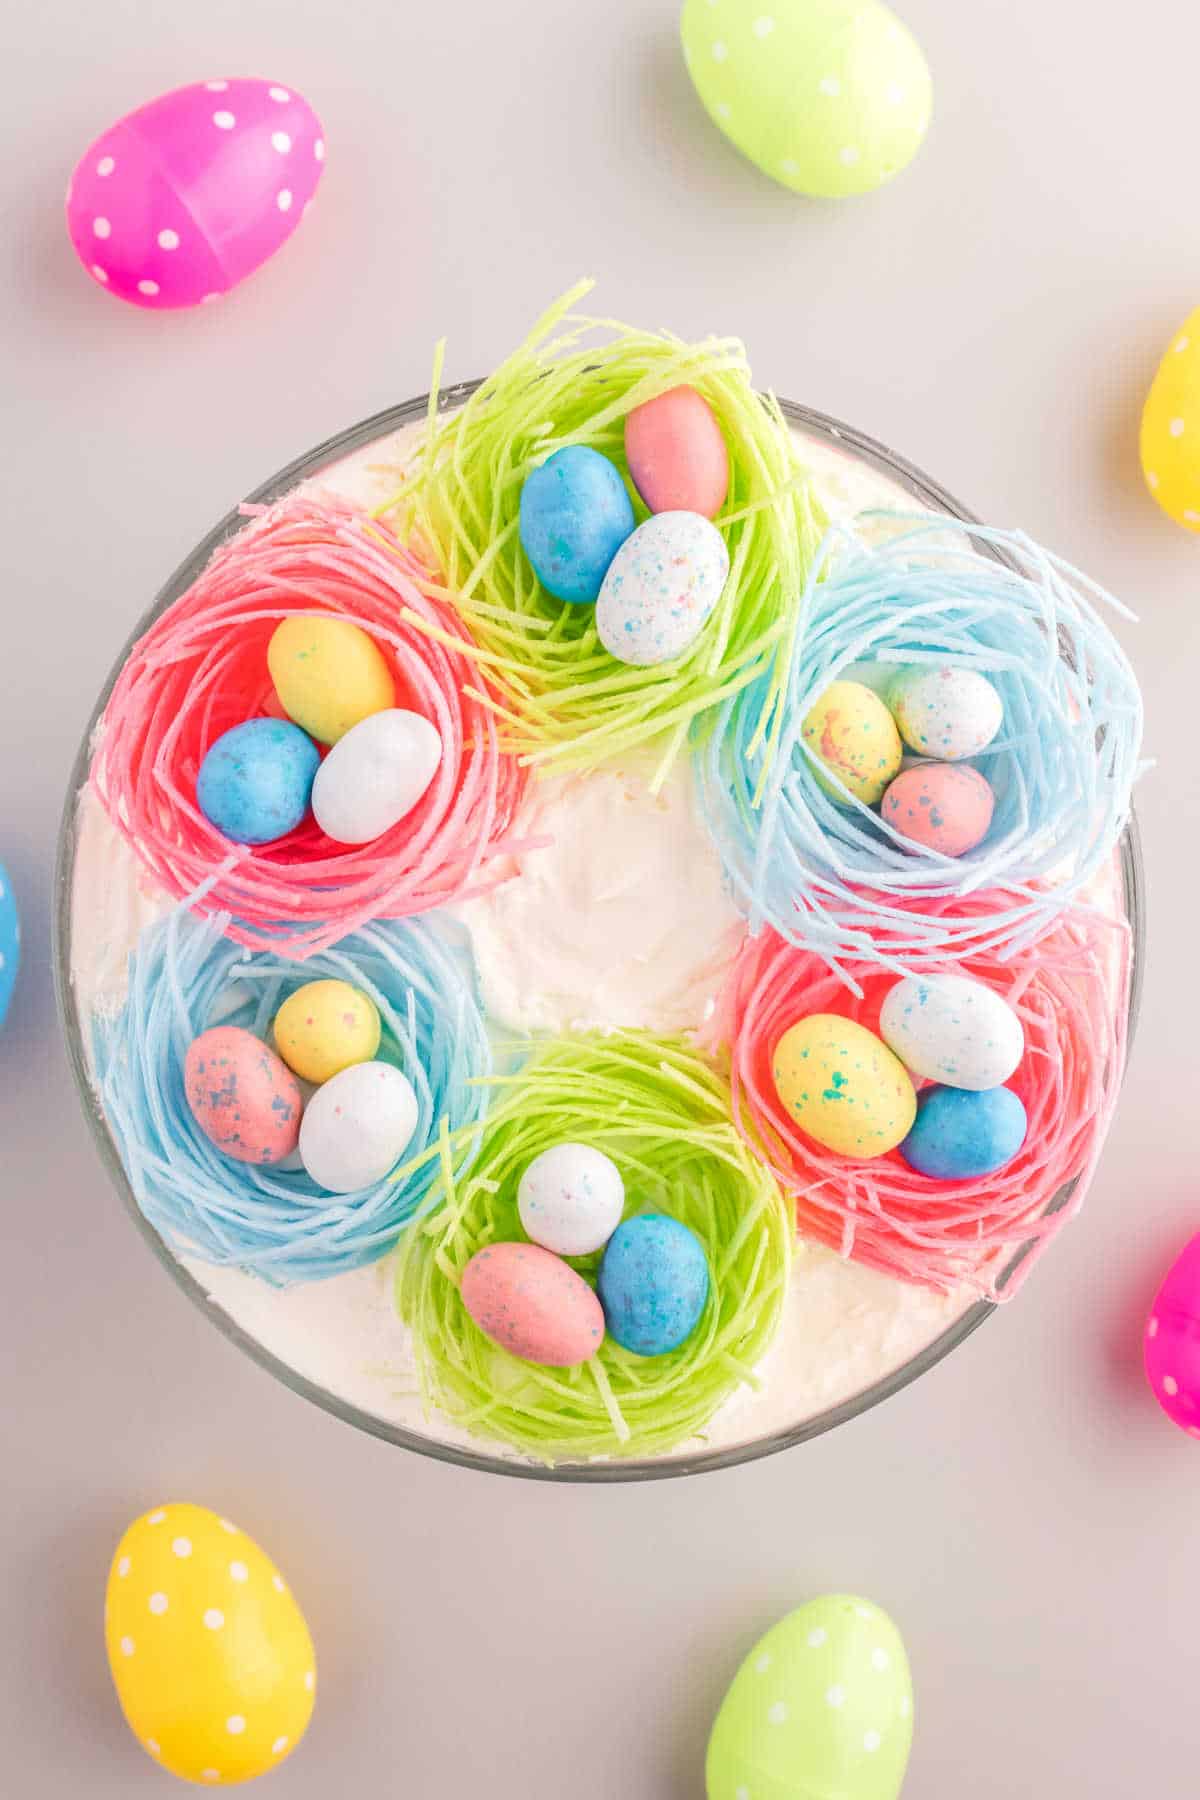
[0,862,19,1028]
[595,511,729,666]
[898,1085,1027,1180]
[518,446,636,604]
[879,974,1024,1091]
[196,717,320,845]
[598,1213,710,1355]
[889,666,1003,761]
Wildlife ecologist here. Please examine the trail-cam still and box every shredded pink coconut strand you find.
[717,890,1131,1299]
[91,493,529,957]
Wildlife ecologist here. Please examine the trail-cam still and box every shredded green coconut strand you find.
[379,280,827,788]
[393,1032,792,1464]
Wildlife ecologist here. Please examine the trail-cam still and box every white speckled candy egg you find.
[596,511,729,666]
[298,1061,418,1192]
[879,974,1024,1091]
[517,1143,626,1257]
[888,666,1002,761]
[311,708,442,844]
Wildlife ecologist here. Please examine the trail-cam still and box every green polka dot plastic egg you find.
[680,0,932,198]
[706,1595,913,1800]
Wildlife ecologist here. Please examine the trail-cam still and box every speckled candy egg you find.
[461,1241,606,1366]
[1144,1235,1200,1436]
[1140,307,1200,531]
[880,761,994,856]
[681,0,932,200]
[772,1015,916,1158]
[0,861,19,1029]
[888,666,1002,760]
[298,1060,418,1192]
[706,1595,913,1800]
[67,80,324,308]
[273,979,382,1085]
[105,1502,315,1783]
[597,1214,710,1356]
[197,718,319,845]
[518,446,636,604]
[267,616,395,747]
[185,1025,303,1166]
[801,680,903,806]
[310,708,442,844]
[624,385,730,518]
[879,974,1024,1091]
[517,1142,626,1257]
[596,511,729,666]
[898,1084,1027,1180]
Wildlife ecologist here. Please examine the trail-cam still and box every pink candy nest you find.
[716,890,1131,1299]
[91,494,529,957]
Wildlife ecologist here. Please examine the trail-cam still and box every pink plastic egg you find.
[1145,1235,1200,1437]
[184,1024,303,1165]
[461,1242,606,1367]
[65,79,325,309]
[881,762,995,857]
[624,385,730,519]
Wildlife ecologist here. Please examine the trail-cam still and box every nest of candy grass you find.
[394,1031,792,1463]
[379,280,827,786]
[714,897,1132,1299]
[90,493,528,959]
[695,518,1144,983]
[92,904,491,1284]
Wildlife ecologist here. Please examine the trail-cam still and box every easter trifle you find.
[57,287,1144,1475]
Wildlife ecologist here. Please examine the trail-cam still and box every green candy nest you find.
[381,281,827,787]
[394,1032,793,1463]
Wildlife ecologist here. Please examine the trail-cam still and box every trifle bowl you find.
[54,293,1145,1481]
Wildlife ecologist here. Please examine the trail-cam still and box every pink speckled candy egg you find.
[624,385,730,519]
[461,1242,606,1367]
[1145,1235,1200,1437]
[66,78,325,309]
[184,1024,303,1165]
[881,762,995,857]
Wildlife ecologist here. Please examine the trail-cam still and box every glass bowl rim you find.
[52,384,1146,1484]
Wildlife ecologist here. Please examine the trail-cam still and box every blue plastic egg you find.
[0,862,19,1028]
[598,1213,710,1356]
[898,1085,1027,1180]
[196,718,319,845]
[518,446,636,604]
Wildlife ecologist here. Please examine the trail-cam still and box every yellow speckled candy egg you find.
[802,679,903,806]
[274,979,382,1085]
[1141,307,1200,530]
[773,1014,916,1157]
[105,1503,315,1785]
[267,616,395,745]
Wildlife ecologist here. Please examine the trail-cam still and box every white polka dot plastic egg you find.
[706,1594,913,1800]
[595,511,729,666]
[105,1502,315,1784]
[879,973,1024,1091]
[66,79,325,308]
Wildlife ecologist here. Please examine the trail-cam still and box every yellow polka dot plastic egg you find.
[273,978,382,1085]
[105,1503,315,1784]
[801,679,903,806]
[1141,307,1200,531]
[706,1595,913,1800]
[681,0,933,199]
[773,1014,916,1157]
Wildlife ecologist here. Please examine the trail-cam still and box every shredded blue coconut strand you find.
[92,905,490,1283]
[695,515,1146,989]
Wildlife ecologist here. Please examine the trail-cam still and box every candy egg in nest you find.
[881,762,995,857]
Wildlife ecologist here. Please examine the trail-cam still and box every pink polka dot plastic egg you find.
[1145,1234,1200,1437]
[461,1242,606,1367]
[66,79,325,309]
[880,762,995,857]
[184,1025,303,1166]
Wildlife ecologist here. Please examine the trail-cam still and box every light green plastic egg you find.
[706,1595,913,1800]
[680,0,932,198]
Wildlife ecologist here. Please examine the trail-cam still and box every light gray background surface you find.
[1,1,1194,1793]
